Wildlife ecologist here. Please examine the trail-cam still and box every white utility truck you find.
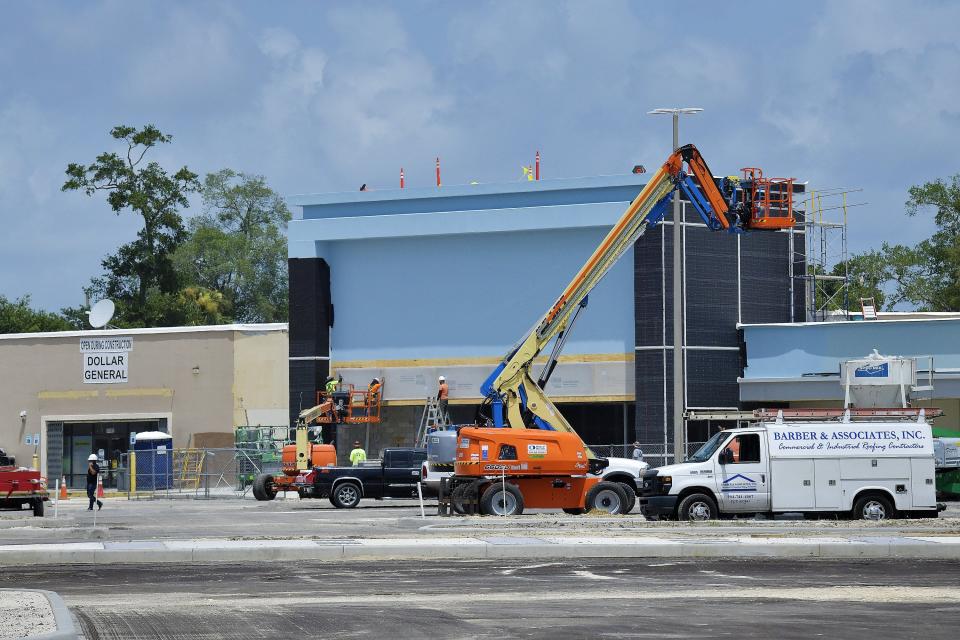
[638,409,944,521]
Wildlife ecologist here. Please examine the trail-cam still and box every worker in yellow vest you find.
[325,375,339,396]
[349,441,367,466]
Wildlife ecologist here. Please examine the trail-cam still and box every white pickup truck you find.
[638,418,945,521]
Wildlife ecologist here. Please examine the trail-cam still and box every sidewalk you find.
[1,532,959,565]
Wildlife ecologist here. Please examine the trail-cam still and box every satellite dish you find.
[88,299,116,329]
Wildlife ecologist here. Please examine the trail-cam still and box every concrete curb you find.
[2,589,80,640]
[1,535,959,565]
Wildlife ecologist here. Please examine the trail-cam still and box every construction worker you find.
[86,453,103,511]
[349,441,367,466]
[437,375,449,422]
[368,377,382,397]
[632,441,644,461]
[325,375,339,396]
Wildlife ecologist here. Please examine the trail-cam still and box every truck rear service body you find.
[639,418,942,521]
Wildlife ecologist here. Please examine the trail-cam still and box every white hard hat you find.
[88,454,98,461]
[438,375,445,381]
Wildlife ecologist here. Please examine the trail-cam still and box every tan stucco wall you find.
[233,328,289,427]
[0,326,288,476]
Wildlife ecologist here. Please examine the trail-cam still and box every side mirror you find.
[719,449,734,465]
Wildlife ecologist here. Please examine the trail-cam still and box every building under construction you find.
[287,169,807,451]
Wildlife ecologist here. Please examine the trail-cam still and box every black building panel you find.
[684,227,739,347]
[685,349,740,409]
[634,226,669,347]
[740,233,793,325]
[288,258,332,428]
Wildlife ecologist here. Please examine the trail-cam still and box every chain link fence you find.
[112,448,281,499]
[589,442,707,467]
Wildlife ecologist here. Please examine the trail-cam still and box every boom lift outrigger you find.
[476,144,794,456]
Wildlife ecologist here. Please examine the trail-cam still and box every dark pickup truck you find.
[302,448,429,508]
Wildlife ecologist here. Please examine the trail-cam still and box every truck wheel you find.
[585,481,629,514]
[480,483,524,516]
[252,474,276,501]
[331,482,362,509]
[677,492,718,521]
[617,482,637,514]
[853,493,895,520]
[32,498,44,517]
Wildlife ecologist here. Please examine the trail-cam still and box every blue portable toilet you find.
[134,431,173,490]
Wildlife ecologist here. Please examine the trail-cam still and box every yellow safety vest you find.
[349,448,367,466]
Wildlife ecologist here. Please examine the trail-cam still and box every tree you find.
[842,174,960,312]
[0,295,73,333]
[62,125,200,326]
[174,170,291,322]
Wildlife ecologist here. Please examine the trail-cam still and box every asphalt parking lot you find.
[1,496,958,546]
[3,558,960,639]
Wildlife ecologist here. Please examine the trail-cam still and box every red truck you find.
[0,448,48,517]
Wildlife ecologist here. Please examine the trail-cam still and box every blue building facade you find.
[288,173,801,445]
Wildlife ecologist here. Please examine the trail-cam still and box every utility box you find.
[841,350,918,408]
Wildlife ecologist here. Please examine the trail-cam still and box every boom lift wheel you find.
[252,473,276,501]
[451,482,479,515]
[480,482,524,516]
[585,481,630,514]
[32,498,44,517]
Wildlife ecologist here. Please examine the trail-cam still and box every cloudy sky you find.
[1,0,958,311]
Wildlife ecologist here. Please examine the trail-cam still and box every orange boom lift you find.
[447,144,795,515]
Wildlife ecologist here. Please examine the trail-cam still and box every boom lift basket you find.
[741,167,795,230]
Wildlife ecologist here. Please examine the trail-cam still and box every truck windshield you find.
[687,431,729,463]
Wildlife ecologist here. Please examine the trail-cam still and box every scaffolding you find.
[795,187,865,322]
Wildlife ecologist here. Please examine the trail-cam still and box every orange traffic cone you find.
[59,476,68,500]
[96,475,104,499]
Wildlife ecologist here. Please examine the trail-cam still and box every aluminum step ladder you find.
[416,396,449,447]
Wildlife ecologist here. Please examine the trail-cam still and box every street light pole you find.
[648,107,703,463]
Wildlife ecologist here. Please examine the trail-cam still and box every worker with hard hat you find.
[86,453,103,511]
[325,375,339,396]
[437,375,449,422]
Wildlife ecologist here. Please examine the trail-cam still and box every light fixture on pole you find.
[647,107,703,463]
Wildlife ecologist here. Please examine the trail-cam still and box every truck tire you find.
[677,492,718,521]
[32,498,44,517]
[617,482,637,514]
[480,482,524,516]
[252,474,276,501]
[853,493,895,520]
[585,481,629,514]
[330,482,362,509]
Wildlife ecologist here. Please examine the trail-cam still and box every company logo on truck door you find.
[855,362,889,378]
[721,473,757,492]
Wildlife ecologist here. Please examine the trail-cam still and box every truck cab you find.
[639,420,941,521]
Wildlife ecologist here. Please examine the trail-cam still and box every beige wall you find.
[0,326,288,476]
[233,329,289,426]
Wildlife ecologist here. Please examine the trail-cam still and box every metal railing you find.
[589,442,707,467]
[112,448,282,499]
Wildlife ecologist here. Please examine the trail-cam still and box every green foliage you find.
[173,169,290,323]
[0,295,73,333]
[844,174,960,312]
[62,125,200,326]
